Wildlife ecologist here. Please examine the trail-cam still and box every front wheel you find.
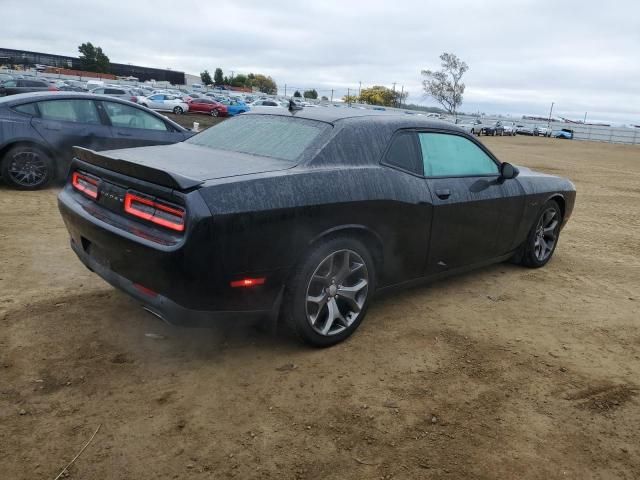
[521,200,562,268]
[1,145,54,190]
[173,106,183,114]
[283,237,376,347]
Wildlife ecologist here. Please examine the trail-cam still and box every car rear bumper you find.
[69,233,279,327]
[58,184,285,326]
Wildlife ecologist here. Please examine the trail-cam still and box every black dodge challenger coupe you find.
[58,109,575,346]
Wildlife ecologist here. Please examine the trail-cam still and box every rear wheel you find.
[173,106,183,114]
[211,109,219,117]
[521,200,562,268]
[1,145,54,190]
[284,237,376,347]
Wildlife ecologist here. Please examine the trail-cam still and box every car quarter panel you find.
[198,166,433,287]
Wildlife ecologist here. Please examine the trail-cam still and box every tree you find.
[246,73,277,95]
[78,42,110,73]
[421,52,468,115]
[200,70,212,85]
[230,73,248,87]
[342,94,358,104]
[321,95,328,101]
[293,90,302,98]
[303,89,318,99]
[358,85,406,107]
[214,68,224,85]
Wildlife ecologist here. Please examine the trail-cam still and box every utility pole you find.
[347,88,351,106]
[548,102,554,127]
[358,81,361,98]
[330,89,333,102]
[284,84,287,97]
[399,85,404,108]
[583,112,587,124]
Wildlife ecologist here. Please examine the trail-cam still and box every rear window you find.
[186,115,330,162]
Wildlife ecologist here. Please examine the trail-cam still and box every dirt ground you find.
[1,136,639,479]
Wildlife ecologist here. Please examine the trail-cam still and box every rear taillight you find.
[71,171,99,199]
[48,85,59,91]
[130,96,138,103]
[124,192,185,232]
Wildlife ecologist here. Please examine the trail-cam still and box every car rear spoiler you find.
[72,147,204,190]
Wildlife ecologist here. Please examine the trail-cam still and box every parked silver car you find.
[90,86,139,103]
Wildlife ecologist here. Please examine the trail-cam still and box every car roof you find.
[244,107,462,131]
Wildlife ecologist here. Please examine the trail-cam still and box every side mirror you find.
[500,162,519,180]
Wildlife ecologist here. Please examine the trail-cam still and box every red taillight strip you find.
[71,171,99,199]
[124,192,185,232]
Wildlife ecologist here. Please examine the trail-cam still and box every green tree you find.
[342,94,358,104]
[293,90,302,98]
[78,42,110,73]
[421,52,468,115]
[200,70,212,85]
[358,85,405,107]
[230,73,248,87]
[303,89,318,99]
[246,73,277,94]
[214,67,224,85]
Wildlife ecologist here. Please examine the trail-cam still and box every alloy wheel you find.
[534,208,559,261]
[305,249,369,336]
[7,151,48,187]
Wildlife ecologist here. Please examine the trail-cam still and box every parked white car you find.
[138,94,189,114]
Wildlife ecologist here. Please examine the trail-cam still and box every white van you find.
[85,79,105,90]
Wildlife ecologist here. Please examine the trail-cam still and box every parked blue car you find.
[554,128,574,139]
[219,99,250,116]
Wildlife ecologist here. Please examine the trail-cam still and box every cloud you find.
[2,0,638,123]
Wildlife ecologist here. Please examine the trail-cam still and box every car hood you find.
[73,142,295,190]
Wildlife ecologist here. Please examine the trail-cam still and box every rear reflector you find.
[124,192,185,232]
[230,277,266,288]
[71,171,99,199]
[133,283,158,297]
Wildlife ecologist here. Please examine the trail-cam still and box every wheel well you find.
[549,195,565,220]
[307,228,384,279]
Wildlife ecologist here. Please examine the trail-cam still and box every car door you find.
[418,131,525,274]
[32,99,114,166]
[147,94,164,110]
[100,100,186,149]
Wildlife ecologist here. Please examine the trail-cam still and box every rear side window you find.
[384,131,422,175]
[187,115,330,162]
[25,80,47,87]
[103,101,168,131]
[13,103,38,116]
[418,133,498,177]
[37,99,101,124]
[105,88,124,95]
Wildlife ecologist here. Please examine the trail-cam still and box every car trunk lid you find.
[73,142,296,191]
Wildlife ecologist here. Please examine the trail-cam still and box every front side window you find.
[37,100,101,124]
[187,114,330,162]
[3,80,17,87]
[418,132,498,177]
[102,102,168,131]
[383,131,422,175]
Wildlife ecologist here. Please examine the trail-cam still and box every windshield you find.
[186,114,331,161]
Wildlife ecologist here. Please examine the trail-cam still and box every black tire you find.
[1,145,54,190]
[173,106,183,114]
[283,236,376,347]
[521,200,562,268]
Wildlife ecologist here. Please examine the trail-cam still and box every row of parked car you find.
[456,118,574,139]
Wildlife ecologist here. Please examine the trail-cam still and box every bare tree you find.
[421,53,468,116]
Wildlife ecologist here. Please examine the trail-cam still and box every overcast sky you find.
[3,0,639,124]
